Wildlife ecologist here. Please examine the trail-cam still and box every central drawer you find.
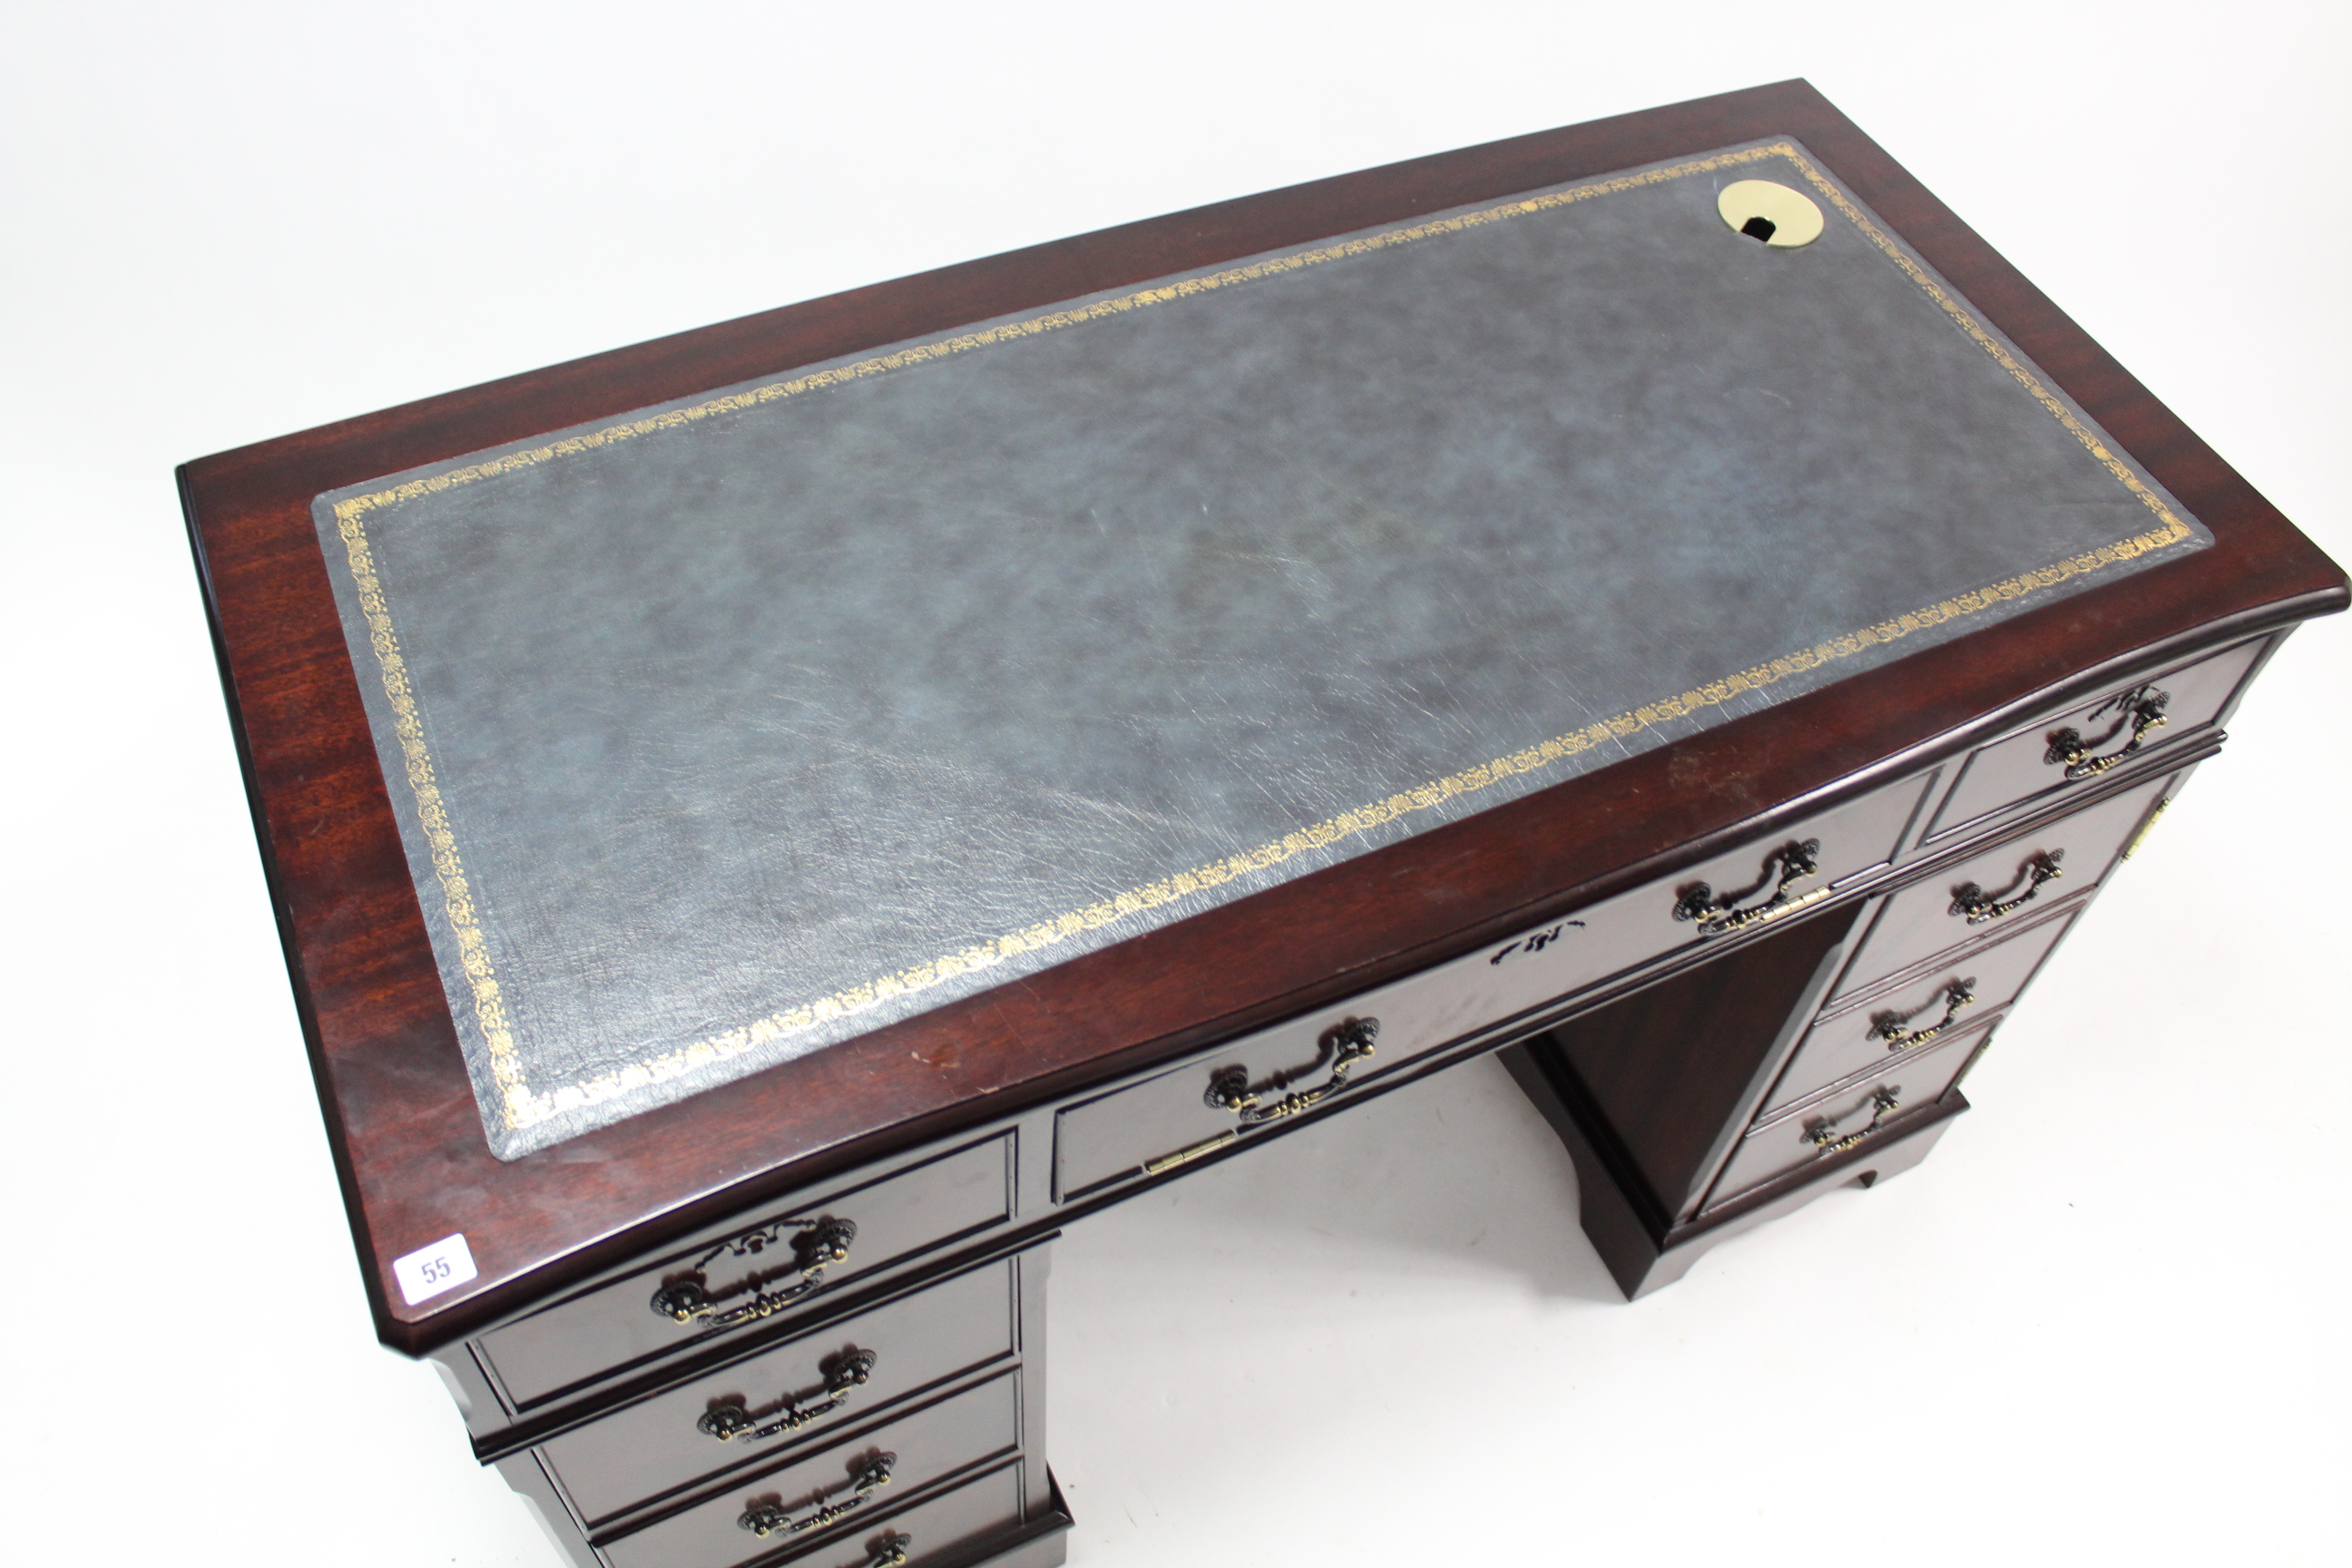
[600,1371,1022,1568]
[1054,776,1934,1200]
[541,1257,1019,1526]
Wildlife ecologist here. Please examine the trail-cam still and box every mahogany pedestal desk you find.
[181,83,2344,1568]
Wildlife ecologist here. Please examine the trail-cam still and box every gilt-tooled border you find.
[328,141,2197,1135]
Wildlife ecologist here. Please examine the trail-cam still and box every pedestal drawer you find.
[1054,775,1931,1200]
[480,1135,1012,1410]
[782,1461,1026,1568]
[601,1371,1021,1568]
[1830,769,2180,1006]
[1921,638,2257,844]
[1763,906,2078,1117]
[542,1258,1018,1526]
[1706,1021,1989,1209]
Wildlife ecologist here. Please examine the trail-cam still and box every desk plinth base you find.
[1501,1036,1965,1299]
[964,1472,1073,1568]
[502,1457,1070,1568]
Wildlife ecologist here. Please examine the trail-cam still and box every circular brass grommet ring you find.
[1717,180,1825,248]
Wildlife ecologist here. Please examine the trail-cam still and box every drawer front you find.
[778,1461,1024,1568]
[1707,1023,1987,1208]
[602,1372,1022,1568]
[1923,639,2258,844]
[1763,908,2076,1116]
[543,1258,1017,1525]
[1054,775,1931,1200]
[1830,769,2180,1007]
[481,1135,1013,1410]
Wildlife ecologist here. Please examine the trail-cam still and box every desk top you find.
[181,83,2342,1343]
[314,138,2200,1159]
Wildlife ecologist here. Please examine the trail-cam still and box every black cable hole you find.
[1739,215,1777,242]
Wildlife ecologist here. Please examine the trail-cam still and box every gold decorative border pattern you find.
[330,142,2196,1134]
[1775,152,2183,532]
[333,509,532,1116]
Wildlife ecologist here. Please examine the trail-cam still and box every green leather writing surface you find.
[316,140,2206,1158]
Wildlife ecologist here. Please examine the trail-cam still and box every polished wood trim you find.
[178,78,2347,1353]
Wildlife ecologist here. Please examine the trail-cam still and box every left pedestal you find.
[446,1236,1068,1568]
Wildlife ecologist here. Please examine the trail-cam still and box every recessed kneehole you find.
[1718,180,1824,248]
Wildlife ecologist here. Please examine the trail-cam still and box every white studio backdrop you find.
[1,5,2344,1565]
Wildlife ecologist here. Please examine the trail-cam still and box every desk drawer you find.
[480,1136,1012,1411]
[760,1461,1025,1568]
[1707,1022,1987,1209]
[542,1258,1017,1526]
[1763,909,2076,1117]
[1922,639,2258,844]
[1054,776,1930,1200]
[1830,769,2180,1007]
[601,1371,1021,1568]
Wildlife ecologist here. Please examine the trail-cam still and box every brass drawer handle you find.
[2044,687,2169,782]
[1205,1017,1378,1127]
[739,1452,896,1538]
[1948,850,2063,926]
[650,1216,858,1328]
[1673,838,1828,938]
[700,1348,878,1443]
[1869,977,1976,1052]
[1805,1087,1900,1156]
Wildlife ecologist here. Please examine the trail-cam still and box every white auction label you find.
[392,1233,478,1305]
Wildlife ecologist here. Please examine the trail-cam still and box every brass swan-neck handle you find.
[650,1215,858,1328]
[2044,687,2169,782]
[1673,838,1828,939]
[738,1453,897,1538]
[699,1348,879,1443]
[1869,978,1976,1052]
[1948,851,2063,926]
[1204,1017,1379,1128]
